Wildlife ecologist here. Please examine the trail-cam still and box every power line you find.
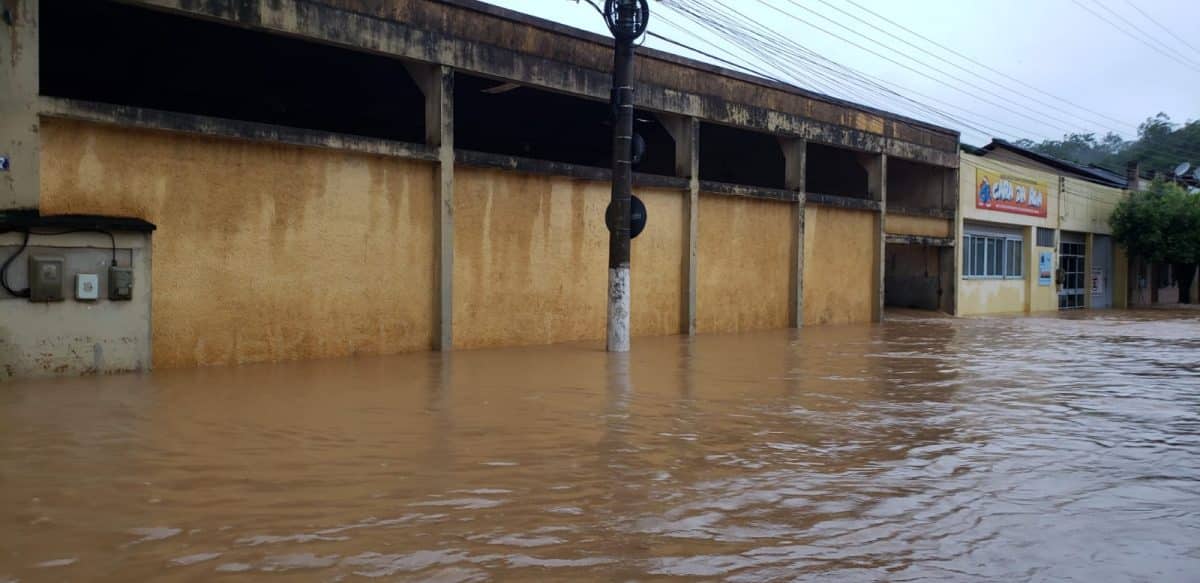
[1068,0,1200,73]
[660,0,1012,142]
[588,0,1200,165]
[667,0,1041,145]
[839,0,1137,131]
[727,0,1200,162]
[801,0,1139,136]
[1122,0,1200,58]
[1088,0,1200,67]
[747,0,1098,135]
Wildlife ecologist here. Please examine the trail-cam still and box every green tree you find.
[1017,113,1200,178]
[1110,178,1200,303]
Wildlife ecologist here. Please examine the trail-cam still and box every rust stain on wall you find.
[803,206,876,325]
[40,119,436,368]
[696,194,791,334]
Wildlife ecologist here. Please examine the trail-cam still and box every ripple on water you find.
[2,313,1199,580]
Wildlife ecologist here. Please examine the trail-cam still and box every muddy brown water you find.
[3,311,1199,581]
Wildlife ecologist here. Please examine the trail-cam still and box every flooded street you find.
[3,311,1199,581]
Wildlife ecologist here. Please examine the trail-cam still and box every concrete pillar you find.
[660,114,699,335]
[863,153,887,322]
[408,64,455,350]
[780,138,806,327]
[1084,232,1094,309]
[1,0,40,210]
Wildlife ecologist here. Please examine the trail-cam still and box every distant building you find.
[956,140,1131,315]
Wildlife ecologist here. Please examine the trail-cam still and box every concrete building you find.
[0,0,959,379]
[956,141,1129,316]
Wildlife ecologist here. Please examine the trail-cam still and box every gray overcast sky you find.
[478,0,1199,149]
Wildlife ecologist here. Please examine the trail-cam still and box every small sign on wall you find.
[1092,268,1106,295]
[1038,251,1053,286]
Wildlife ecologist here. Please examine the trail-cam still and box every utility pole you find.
[603,0,647,352]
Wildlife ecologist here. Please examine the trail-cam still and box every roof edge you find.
[431,0,960,139]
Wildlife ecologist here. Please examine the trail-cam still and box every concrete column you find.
[780,138,806,327]
[1,0,40,210]
[863,153,887,322]
[408,64,455,350]
[1084,232,1094,309]
[942,165,959,314]
[660,114,699,335]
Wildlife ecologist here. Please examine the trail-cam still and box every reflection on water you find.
[2,311,1199,581]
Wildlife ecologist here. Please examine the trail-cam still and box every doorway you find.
[1059,233,1085,309]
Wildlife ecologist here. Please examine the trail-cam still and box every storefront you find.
[956,141,1128,316]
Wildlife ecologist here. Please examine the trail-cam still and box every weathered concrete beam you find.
[886,205,956,220]
[659,114,699,335]
[884,234,955,247]
[40,97,439,162]
[780,137,806,328]
[805,193,882,212]
[1,0,40,210]
[117,0,958,167]
[407,64,456,351]
[698,181,799,203]
[455,149,688,190]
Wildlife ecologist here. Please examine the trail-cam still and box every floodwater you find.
[3,311,1200,582]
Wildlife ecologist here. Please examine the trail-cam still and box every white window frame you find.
[963,232,1024,280]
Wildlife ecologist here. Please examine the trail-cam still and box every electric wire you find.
[0,230,31,297]
[840,0,1135,131]
[1086,0,1200,68]
[669,0,1200,165]
[0,228,120,297]
[661,0,1052,143]
[581,0,1200,171]
[1122,0,1200,58]
[801,0,1139,134]
[743,0,1087,135]
[1068,0,1200,73]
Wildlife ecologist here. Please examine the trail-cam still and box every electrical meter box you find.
[108,265,134,301]
[28,255,65,302]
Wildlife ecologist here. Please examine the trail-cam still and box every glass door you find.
[1059,241,1085,309]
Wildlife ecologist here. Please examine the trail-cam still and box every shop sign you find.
[975,169,1049,217]
[1038,251,1053,286]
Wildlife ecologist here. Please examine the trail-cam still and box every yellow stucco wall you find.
[40,119,436,368]
[885,214,952,238]
[631,188,685,337]
[696,193,791,333]
[1061,176,1121,235]
[957,279,1027,316]
[802,205,876,325]
[453,168,683,348]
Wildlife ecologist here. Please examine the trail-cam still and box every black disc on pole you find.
[606,195,647,240]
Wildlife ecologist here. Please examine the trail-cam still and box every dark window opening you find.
[455,74,675,173]
[887,157,950,209]
[806,143,869,198]
[698,123,785,189]
[1036,227,1055,247]
[40,0,426,143]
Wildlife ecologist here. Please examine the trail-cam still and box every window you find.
[1036,227,1055,247]
[963,233,1024,278]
